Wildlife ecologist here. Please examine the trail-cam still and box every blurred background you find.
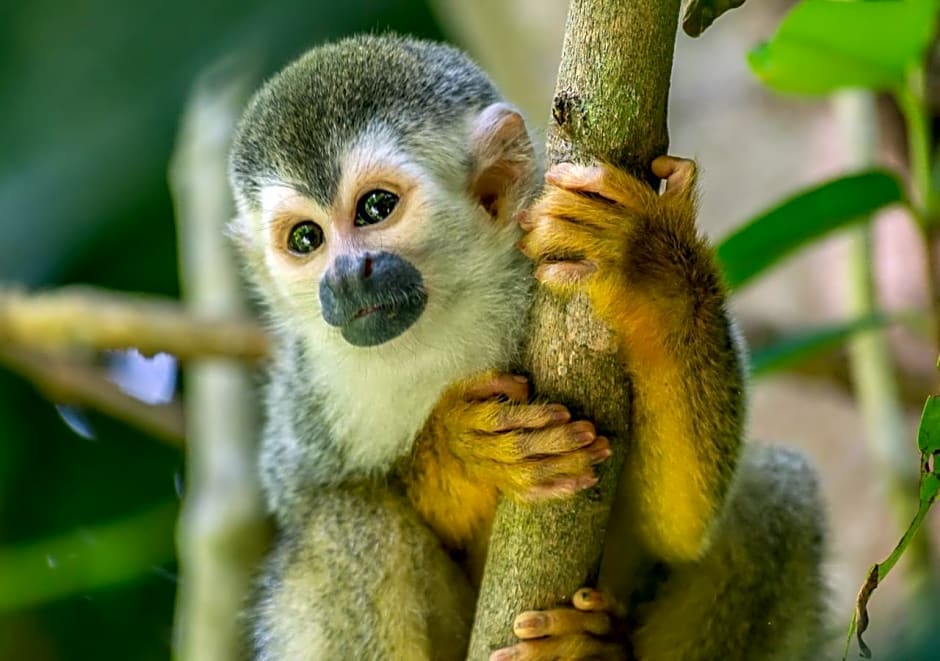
[1,0,938,658]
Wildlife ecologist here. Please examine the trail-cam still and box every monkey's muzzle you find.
[318,251,427,347]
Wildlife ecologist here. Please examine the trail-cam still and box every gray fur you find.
[630,444,828,660]
[229,33,828,661]
[231,34,533,659]
[231,35,501,211]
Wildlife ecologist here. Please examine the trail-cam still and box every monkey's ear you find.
[226,215,252,250]
[469,103,537,221]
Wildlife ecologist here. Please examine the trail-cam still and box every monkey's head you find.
[230,35,538,365]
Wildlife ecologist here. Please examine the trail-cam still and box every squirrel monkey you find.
[229,35,827,660]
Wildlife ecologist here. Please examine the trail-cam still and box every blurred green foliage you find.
[748,0,936,95]
[0,1,441,658]
[4,0,940,658]
[716,170,905,291]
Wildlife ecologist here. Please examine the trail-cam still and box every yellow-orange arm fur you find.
[520,157,744,563]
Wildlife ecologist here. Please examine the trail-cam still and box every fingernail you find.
[515,615,545,631]
[579,475,599,489]
[512,375,528,383]
[576,431,596,444]
[552,408,571,422]
[548,163,572,178]
[592,447,612,463]
[490,649,517,661]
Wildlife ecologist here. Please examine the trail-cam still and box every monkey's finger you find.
[572,588,627,618]
[465,420,596,464]
[490,635,627,661]
[507,437,612,498]
[516,420,597,454]
[518,212,620,266]
[651,155,697,201]
[523,475,598,500]
[546,162,653,214]
[462,372,530,403]
[529,186,626,233]
[514,608,612,638]
[534,261,597,290]
[480,402,573,433]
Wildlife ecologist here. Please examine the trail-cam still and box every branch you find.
[468,0,681,657]
[0,286,269,362]
[169,58,270,661]
[0,343,185,445]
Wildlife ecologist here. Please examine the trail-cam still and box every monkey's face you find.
[234,100,537,362]
[247,132,533,358]
[255,139,444,347]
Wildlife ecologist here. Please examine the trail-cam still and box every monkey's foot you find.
[490,588,628,661]
[434,371,610,500]
[518,157,697,308]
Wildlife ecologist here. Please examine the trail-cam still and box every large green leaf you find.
[717,170,904,290]
[750,314,888,378]
[748,0,937,95]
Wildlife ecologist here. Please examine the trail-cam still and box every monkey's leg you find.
[251,484,474,661]
[519,157,745,564]
[631,444,827,661]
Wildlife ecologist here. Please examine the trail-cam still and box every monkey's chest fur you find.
[253,482,474,660]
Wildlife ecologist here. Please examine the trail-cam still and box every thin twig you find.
[0,343,185,445]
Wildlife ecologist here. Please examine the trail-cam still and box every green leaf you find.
[748,0,938,95]
[917,395,940,453]
[750,314,889,378]
[682,0,747,37]
[717,170,905,290]
[0,502,177,611]
[920,472,940,504]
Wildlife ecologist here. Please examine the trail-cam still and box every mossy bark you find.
[467,1,682,657]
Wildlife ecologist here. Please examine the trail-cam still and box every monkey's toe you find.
[651,154,696,200]
[490,635,626,661]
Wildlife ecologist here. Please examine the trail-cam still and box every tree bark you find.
[467,1,681,657]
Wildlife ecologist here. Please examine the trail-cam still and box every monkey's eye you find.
[354,189,399,226]
[287,221,324,255]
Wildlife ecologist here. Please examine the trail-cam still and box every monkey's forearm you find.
[615,217,744,563]
[520,158,745,564]
[403,419,498,583]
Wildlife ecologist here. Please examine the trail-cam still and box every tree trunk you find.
[467,1,681,657]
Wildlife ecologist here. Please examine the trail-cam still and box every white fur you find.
[254,119,533,474]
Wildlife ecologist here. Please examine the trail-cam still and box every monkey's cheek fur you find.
[338,295,427,347]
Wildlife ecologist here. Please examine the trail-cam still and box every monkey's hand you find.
[490,588,628,661]
[404,371,610,554]
[518,156,698,331]
[519,157,743,564]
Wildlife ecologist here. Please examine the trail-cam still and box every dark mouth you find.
[339,293,426,347]
[353,304,392,320]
